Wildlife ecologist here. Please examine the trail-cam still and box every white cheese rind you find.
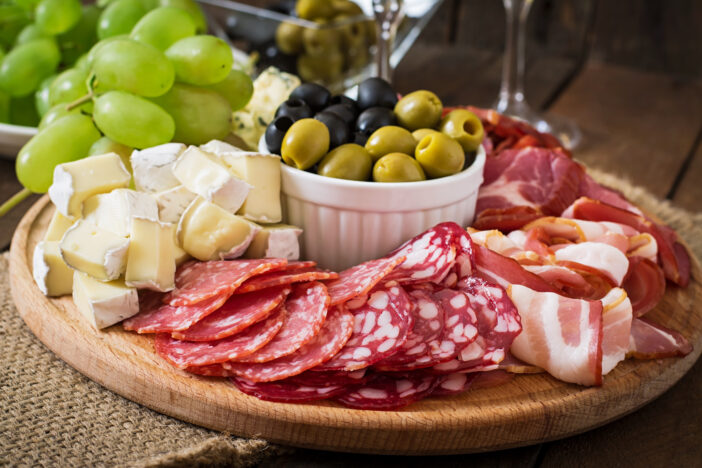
[130,143,185,193]
[152,185,197,224]
[82,189,159,237]
[33,241,74,296]
[72,271,139,329]
[219,151,282,223]
[244,224,302,260]
[60,219,130,281]
[125,217,176,291]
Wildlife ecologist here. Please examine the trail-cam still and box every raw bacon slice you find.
[334,372,440,410]
[474,244,560,293]
[222,304,354,382]
[522,264,600,300]
[628,317,692,359]
[231,376,347,402]
[600,288,633,375]
[319,285,414,371]
[154,305,286,368]
[123,292,229,334]
[235,268,338,294]
[234,282,330,363]
[508,284,603,386]
[623,257,666,317]
[325,256,405,306]
[553,242,630,286]
[171,286,290,341]
[166,259,288,306]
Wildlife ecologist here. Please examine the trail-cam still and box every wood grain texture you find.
[9,196,702,455]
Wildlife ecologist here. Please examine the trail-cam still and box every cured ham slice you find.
[553,242,629,286]
[522,264,600,299]
[628,318,692,359]
[600,288,633,375]
[623,257,666,317]
[507,284,603,386]
[474,244,560,293]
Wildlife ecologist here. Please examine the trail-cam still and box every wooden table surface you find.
[1,46,701,466]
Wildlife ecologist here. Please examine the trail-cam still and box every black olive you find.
[357,77,398,110]
[355,106,397,135]
[275,98,313,122]
[329,94,358,113]
[265,116,294,154]
[290,83,331,112]
[267,0,296,15]
[315,111,351,148]
[352,131,370,146]
[322,103,356,126]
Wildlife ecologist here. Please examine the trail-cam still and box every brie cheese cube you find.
[172,146,251,214]
[152,185,197,224]
[125,217,176,291]
[178,197,260,261]
[200,139,244,155]
[219,152,282,223]
[32,241,73,296]
[244,224,302,260]
[48,153,131,219]
[60,219,129,281]
[44,210,75,242]
[82,189,159,238]
[130,143,185,193]
[72,271,139,330]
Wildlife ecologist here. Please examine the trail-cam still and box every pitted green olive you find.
[317,143,372,180]
[394,90,443,131]
[297,52,343,82]
[275,21,304,55]
[302,26,341,56]
[439,109,484,152]
[365,125,416,162]
[415,132,465,178]
[281,118,330,170]
[296,0,335,20]
[372,152,426,182]
[411,128,440,142]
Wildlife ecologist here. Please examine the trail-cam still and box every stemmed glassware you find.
[371,0,404,83]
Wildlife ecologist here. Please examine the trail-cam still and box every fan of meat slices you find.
[124,107,693,410]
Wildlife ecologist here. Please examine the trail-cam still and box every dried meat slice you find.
[622,257,666,318]
[334,372,440,410]
[230,376,347,402]
[432,372,477,397]
[628,317,692,359]
[235,268,339,294]
[233,282,330,363]
[325,256,405,306]
[123,291,229,333]
[171,286,290,341]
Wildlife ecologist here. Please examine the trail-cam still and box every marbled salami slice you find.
[230,376,347,402]
[317,284,414,371]
[325,256,405,306]
[171,286,290,341]
[222,304,354,382]
[154,305,287,368]
[334,372,440,410]
[235,268,339,294]
[233,282,330,363]
[287,369,367,387]
[166,259,287,306]
[432,372,477,397]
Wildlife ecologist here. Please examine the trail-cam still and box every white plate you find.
[0,123,37,159]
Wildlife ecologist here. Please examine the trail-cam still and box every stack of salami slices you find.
[123,222,523,410]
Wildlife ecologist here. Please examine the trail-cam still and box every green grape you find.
[151,83,231,145]
[130,7,196,51]
[14,0,43,10]
[205,69,253,112]
[38,103,79,130]
[74,53,89,71]
[35,0,82,35]
[158,0,206,33]
[0,6,30,50]
[9,94,40,126]
[15,24,52,46]
[34,74,56,117]
[86,35,127,68]
[49,68,92,112]
[166,36,233,86]
[93,39,174,97]
[58,4,100,66]
[88,136,133,175]
[16,113,101,192]
[94,91,174,148]
[97,0,147,40]
[0,38,61,97]
[0,90,10,123]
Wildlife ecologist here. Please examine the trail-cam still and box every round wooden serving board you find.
[9,196,702,455]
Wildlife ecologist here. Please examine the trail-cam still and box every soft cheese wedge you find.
[72,271,138,329]
[244,224,302,260]
[152,185,197,224]
[172,146,251,214]
[125,217,176,291]
[60,219,129,281]
[48,153,131,219]
[178,197,260,261]
[82,189,159,237]
[33,241,73,296]
[130,142,185,193]
[219,151,282,223]
[44,210,75,242]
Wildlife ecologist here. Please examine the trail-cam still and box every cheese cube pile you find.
[34,139,302,330]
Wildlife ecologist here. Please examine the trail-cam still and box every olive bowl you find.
[260,137,486,271]
[0,122,37,159]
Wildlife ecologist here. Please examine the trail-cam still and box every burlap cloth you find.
[1,169,701,467]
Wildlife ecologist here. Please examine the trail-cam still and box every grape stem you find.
[65,92,93,111]
[0,188,32,218]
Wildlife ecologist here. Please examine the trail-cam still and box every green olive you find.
[317,143,372,180]
[297,51,344,82]
[296,0,336,20]
[365,126,417,162]
[345,46,368,70]
[412,128,440,142]
[302,26,341,56]
[394,90,443,131]
[275,21,305,55]
[415,132,465,178]
[439,109,484,152]
[281,118,330,170]
[373,153,426,183]
[333,15,366,50]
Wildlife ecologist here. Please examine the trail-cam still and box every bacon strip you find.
[600,288,633,375]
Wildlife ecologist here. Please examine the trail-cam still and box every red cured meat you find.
[317,284,414,371]
[235,268,339,294]
[287,369,367,386]
[628,317,692,359]
[171,286,290,341]
[154,305,287,368]
[623,257,666,317]
[123,291,229,333]
[165,259,288,306]
[459,277,522,348]
[233,282,330,363]
[439,223,476,288]
[222,304,354,382]
[334,372,440,410]
[325,256,405,306]
[432,373,477,397]
[474,244,560,293]
[231,376,347,402]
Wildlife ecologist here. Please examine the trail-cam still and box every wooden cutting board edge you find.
[9,195,702,455]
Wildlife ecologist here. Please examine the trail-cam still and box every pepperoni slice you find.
[230,377,347,402]
[233,282,330,363]
[334,372,440,410]
[235,268,339,294]
[171,286,290,341]
[166,259,287,306]
[325,256,405,306]
[317,284,414,371]
[154,305,287,368]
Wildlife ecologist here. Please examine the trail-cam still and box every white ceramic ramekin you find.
[259,139,486,271]
[0,123,36,159]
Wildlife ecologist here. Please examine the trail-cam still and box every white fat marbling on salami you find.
[335,372,439,410]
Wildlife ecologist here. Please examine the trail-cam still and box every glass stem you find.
[373,0,403,83]
[497,0,533,114]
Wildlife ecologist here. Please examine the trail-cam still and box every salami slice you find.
[222,304,354,382]
[233,282,330,363]
[123,291,229,333]
[235,268,339,294]
[440,224,476,288]
[171,286,290,341]
[432,372,477,397]
[325,256,405,306]
[230,376,347,402]
[317,284,414,371]
[334,372,440,410]
[154,305,287,368]
[287,369,367,387]
[166,259,287,306]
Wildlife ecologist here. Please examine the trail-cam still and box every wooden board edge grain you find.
[8,196,702,455]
